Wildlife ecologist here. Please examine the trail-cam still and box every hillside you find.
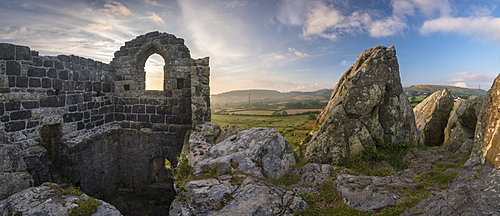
[404,85,487,96]
[211,89,332,105]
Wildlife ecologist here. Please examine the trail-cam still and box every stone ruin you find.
[0,31,210,214]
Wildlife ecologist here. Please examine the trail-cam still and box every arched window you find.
[144,54,165,90]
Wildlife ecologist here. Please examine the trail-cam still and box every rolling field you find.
[212,114,316,146]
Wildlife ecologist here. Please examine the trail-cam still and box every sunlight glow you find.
[145,54,165,90]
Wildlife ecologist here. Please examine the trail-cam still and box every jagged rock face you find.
[170,127,310,216]
[193,128,296,179]
[169,176,307,216]
[414,89,454,146]
[306,45,421,165]
[471,73,500,167]
[443,96,484,153]
[0,183,121,216]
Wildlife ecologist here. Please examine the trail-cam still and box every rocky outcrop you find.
[442,96,484,153]
[403,74,500,215]
[470,74,500,167]
[414,89,454,146]
[193,127,296,179]
[0,183,121,216]
[170,175,307,216]
[170,127,310,215]
[306,45,421,165]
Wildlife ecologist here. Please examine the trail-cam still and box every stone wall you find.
[0,31,211,214]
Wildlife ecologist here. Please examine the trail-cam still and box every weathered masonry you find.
[0,31,210,214]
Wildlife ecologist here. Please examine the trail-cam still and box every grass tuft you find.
[69,197,101,216]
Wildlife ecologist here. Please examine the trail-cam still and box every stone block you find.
[92,82,102,92]
[10,110,32,120]
[138,114,149,122]
[63,81,75,90]
[52,79,62,90]
[132,105,145,113]
[32,57,43,66]
[27,121,39,128]
[59,70,69,80]
[43,60,53,67]
[114,113,125,121]
[5,101,21,111]
[0,115,9,122]
[57,55,70,62]
[8,76,15,87]
[4,121,26,132]
[15,77,28,87]
[146,105,156,113]
[28,78,41,87]
[151,115,165,123]
[0,43,15,60]
[105,113,114,123]
[40,95,66,107]
[126,114,137,121]
[27,67,46,77]
[6,61,21,75]
[47,68,57,78]
[72,71,79,81]
[41,78,51,88]
[64,113,84,122]
[77,122,85,130]
[15,45,31,60]
[157,106,171,114]
[22,101,39,109]
[0,103,3,115]
[54,61,64,69]
[68,105,77,112]
[66,94,83,105]
[0,88,9,93]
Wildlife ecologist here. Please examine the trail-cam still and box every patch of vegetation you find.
[7,209,22,216]
[345,140,414,176]
[414,158,466,190]
[63,187,84,196]
[69,197,101,216]
[266,174,301,188]
[376,188,430,216]
[301,178,370,216]
[44,183,64,192]
[173,150,192,191]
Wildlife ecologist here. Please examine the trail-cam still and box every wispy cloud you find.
[446,71,497,83]
[276,0,308,26]
[100,1,132,16]
[288,47,309,57]
[420,17,500,43]
[147,12,165,25]
[86,23,113,30]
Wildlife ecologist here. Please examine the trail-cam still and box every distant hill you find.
[404,85,487,96]
[211,89,332,105]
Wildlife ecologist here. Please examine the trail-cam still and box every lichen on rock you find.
[306,45,421,165]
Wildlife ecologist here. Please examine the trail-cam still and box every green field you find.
[212,114,316,147]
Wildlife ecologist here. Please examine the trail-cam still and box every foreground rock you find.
[335,146,463,213]
[193,127,296,179]
[0,183,121,216]
[442,96,483,153]
[171,126,313,215]
[306,45,421,165]
[413,89,454,146]
[404,74,500,215]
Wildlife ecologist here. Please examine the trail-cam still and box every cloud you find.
[446,72,497,82]
[420,16,500,43]
[451,82,468,88]
[147,12,165,25]
[86,23,113,30]
[100,1,132,16]
[5,26,35,38]
[368,16,407,37]
[276,0,308,26]
[288,47,309,57]
[302,2,345,40]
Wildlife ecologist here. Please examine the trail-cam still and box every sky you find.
[1,0,499,94]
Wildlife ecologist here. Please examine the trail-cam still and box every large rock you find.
[442,96,484,153]
[169,175,307,216]
[414,89,454,146]
[471,73,500,167]
[306,45,421,165]
[0,183,122,216]
[193,127,296,179]
[170,127,308,216]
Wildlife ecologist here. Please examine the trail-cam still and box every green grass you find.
[69,197,101,216]
[63,187,85,196]
[345,141,414,176]
[301,178,370,216]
